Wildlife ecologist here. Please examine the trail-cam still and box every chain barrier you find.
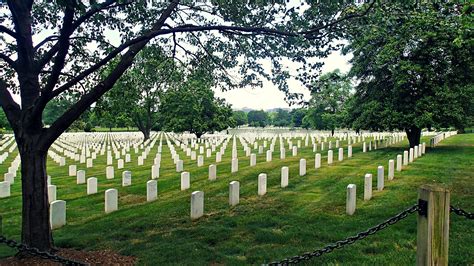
[267,204,420,265]
[450,205,474,220]
[0,235,86,265]
[1,204,470,265]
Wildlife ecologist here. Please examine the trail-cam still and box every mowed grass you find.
[0,133,473,265]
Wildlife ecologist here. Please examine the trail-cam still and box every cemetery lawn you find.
[1,133,473,265]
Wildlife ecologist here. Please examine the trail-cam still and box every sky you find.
[214,50,352,111]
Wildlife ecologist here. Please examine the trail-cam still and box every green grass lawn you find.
[0,133,473,265]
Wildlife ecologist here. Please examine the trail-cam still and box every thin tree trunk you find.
[19,139,53,252]
[405,126,421,148]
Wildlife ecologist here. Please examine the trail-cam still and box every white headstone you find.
[48,185,56,203]
[348,145,353,158]
[209,164,216,181]
[0,181,10,198]
[364,174,372,201]
[76,170,86,184]
[292,146,297,156]
[315,153,321,169]
[118,159,124,169]
[122,171,131,187]
[338,148,344,161]
[151,165,159,179]
[281,166,289,188]
[299,158,306,176]
[105,189,118,213]
[229,181,239,206]
[403,150,409,166]
[69,165,77,176]
[147,180,157,202]
[328,150,333,165]
[231,158,238,173]
[346,184,356,215]
[396,155,402,172]
[258,173,267,196]
[250,153,256,166]
[191,191,204,220]
[106,166,114,179]
[4,173,13,184]
[280,148,285,159]
[388,160,394,180]
[197,155,204,167]
[87,177,98,195]
[181,172,190,191]
[409,148,414,163]
[86,158,93,168]
[50,200,66,229]
[377,166,384,191]
[266,150,272,162]
[176,159,183,172]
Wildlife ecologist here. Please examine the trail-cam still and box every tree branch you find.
[36,0,126,69]
[0,79,21,131]
[31,2,76,122]
[40,0,179,149]
[0,25,18,39]
[47,2,376,100]
[0,53,17,70]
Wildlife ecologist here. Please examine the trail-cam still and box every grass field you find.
[0,133,473,265]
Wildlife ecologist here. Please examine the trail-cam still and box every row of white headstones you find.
[1,130,449,229]
[44,132,410,227]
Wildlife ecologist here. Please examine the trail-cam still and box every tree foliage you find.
[95,45,181,139]
[272,109,292,127]
[343,2,474,145]
[247,110,269,127]
[304,69,352,134]
[232,111,248,127]
[160,70,235,138]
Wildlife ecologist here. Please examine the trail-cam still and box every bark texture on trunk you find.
[19,138,53,252]
[142,129,150,141]
[405,126,422,148]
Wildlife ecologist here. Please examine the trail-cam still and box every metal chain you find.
[0,235,86,266]
[267,204,420,265]
[450,205,474,219]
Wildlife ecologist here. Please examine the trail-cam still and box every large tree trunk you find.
[18,137,53,252]
[405,126,421,148]
[195,132,203,139]
[141,128,150,141]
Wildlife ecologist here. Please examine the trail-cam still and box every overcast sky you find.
[214,50,352,110]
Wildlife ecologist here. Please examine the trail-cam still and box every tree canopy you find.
[247,110,270,127]
[160,70,235,138]
[232,111,248,127]
[95,45,182,139]
[304,69,352,134]
[343,2,474,146]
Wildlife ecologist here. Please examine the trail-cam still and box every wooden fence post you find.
[417,184,450,266]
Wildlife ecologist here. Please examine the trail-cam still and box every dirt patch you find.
[0,249,137,265]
